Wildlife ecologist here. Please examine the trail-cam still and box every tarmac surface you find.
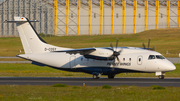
[0,77,180,87]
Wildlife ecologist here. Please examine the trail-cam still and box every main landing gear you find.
[108,74,115,79]
[92,73,101,79]
[92,73,116,79]
[93,74,100,79]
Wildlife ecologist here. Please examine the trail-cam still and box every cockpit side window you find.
[148,55,165,60]
[156,55,165,59]
[148,55,155,60]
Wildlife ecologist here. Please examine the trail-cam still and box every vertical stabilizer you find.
[10,17,69,54]
[15,17,46,54]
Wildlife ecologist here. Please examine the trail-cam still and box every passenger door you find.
[137,56,143,65]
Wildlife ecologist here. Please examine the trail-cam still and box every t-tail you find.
[4,17,69,54]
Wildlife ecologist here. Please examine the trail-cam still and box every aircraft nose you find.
[165,60,176,71]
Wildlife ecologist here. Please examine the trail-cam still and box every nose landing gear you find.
[156,72,165,79]
[158,75,164,79]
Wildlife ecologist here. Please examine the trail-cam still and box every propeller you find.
[109,39,123,71]
[142,38,155,50]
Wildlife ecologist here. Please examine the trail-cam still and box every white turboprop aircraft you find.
[5,17,176,79]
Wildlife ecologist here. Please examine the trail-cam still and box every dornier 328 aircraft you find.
[5,17,176,79]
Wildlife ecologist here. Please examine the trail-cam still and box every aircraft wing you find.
[53,48,96,55]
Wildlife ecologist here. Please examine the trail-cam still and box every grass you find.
[0,63,179,77]
[1,27,180,57]
[0,58,28,61]
[52,84,69,87]
[102,85,112,89]
[0,85,179,101]
[151,85,166,90]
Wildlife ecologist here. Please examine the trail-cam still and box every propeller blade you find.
[142,42,146,49]
[148,38,150,48]
[116,38,119,51]
[117,56,121,65]
[110,55,115,60]
[110,42,114,51]
[112,59,115,71]
[118,49,123,53]
[116,56,120,61]
[109,39,122,71]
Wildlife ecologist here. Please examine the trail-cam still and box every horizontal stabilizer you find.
[4,20,39,23]
[4,17,38,23]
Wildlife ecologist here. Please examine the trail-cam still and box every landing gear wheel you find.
[93,74,99,79]
[108,75,115,79]
[158,75,164,79]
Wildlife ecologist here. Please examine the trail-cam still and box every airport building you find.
[0,0,179,36]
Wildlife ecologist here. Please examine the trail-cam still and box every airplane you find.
[4,17,176,79]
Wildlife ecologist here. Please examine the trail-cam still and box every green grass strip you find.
[0,85,179,101]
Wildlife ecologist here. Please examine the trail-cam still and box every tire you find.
[93,74,99,79]
[158,75,164,79]
[108,75,115,79]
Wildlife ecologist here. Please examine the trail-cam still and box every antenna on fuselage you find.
[142,38,155,51]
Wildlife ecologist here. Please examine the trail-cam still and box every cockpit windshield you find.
[148,55,155,59]
[156,55,165,59]
[148,55,165,60]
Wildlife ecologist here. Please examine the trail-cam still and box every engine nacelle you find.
[83,48,114,60]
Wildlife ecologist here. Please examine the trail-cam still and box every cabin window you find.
[81,58,83,61]
[129,58,131,61]
[148,55,155,60]
[123,58,125,61]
